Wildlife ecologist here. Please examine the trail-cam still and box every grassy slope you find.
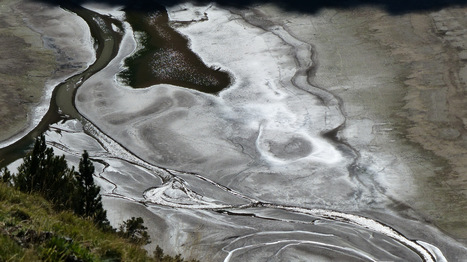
[0,183,194,262]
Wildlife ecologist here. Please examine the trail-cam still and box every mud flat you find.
[248,4,467,240]
[0,0,94,147]
[0,0,55,143]
[4,1,467,261]
[71,2,467,261]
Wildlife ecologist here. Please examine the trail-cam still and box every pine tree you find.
[0,167,11,185]
[15,135,75,209]
[15,135,47,193]
[74,151,109,228]
[119,217,151,245]
[12,136,110,227]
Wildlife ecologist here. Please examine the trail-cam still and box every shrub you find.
[0,167,11,185]
[41,236,96,262]
[118,217,151,245]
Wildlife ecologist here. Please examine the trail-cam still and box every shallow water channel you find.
[0,4,121,164]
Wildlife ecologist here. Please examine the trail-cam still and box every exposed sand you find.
[249,5,467,239]
[0,0,55,142]
[323,7,467,239]
[0,0,95,147]
[70,3,467,259]
[4,1,467,259]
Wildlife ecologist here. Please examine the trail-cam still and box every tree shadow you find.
[36,0,467,15]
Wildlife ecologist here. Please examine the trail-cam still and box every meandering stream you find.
[0,4,121,164]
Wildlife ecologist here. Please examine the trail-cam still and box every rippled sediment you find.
[70,2,464,261]
[45,116,448,261]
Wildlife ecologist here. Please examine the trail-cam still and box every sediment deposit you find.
[3,1,467,261]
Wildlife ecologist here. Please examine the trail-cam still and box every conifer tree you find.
[119,217,151,245]
[0,167,11,185]
[15,135,47,193]
[74,151,110,228]
[15,135,75,209]
[12,136,110,227]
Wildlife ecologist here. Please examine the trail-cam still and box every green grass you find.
[0,183,197,262]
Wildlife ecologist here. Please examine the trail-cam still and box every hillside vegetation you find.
[0,136,198,262]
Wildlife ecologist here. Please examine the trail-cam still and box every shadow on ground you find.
[36,0,467,14]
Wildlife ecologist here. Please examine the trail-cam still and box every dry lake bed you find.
[2,0,467,261]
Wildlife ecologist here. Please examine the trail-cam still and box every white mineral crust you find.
[75,3,358,207]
